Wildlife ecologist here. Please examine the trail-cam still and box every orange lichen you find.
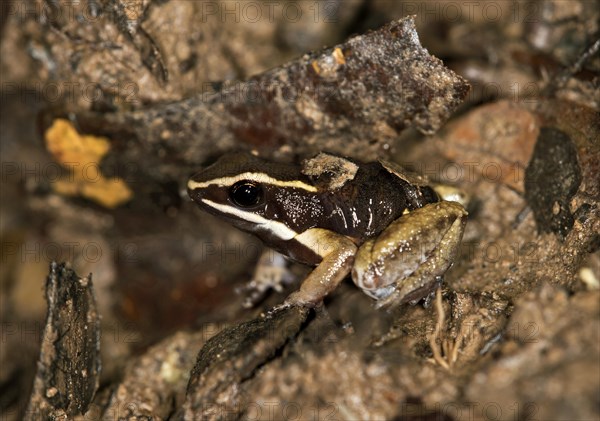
[45,119,132,208]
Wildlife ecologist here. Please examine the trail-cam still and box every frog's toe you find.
[266,301,295,318]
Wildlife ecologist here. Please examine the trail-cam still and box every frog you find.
[187,152,468,310]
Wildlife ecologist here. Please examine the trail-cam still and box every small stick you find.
[429,288,450,370]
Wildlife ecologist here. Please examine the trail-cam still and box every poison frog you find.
[188,152,467,309]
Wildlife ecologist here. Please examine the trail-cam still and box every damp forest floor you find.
[1,1,599,420]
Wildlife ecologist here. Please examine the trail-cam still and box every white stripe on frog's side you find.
[188,173,318,192]
[200,198,299,240]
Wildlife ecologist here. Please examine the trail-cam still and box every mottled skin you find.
[188,152,467,309]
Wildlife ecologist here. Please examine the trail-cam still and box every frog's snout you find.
[187,173,205,203]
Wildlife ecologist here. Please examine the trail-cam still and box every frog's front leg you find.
[352,201,467,309]
[282,228,357,307]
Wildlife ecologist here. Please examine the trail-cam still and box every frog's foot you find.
[266,301,293,317]
[267,289,326,317]
[375,272,442,310]
[267,296,327,319]
[237,249,295,308]
[267,287,319,317]
[281,290,322,308]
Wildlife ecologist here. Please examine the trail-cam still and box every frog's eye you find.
[229,180,264,207]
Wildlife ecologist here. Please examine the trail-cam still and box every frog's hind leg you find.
[375,201,467,309]
[352,201,467,310]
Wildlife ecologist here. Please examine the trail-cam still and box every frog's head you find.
[187,152,320,241]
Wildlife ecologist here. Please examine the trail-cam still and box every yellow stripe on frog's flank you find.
[188,172,318,192]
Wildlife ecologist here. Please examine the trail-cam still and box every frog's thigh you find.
[353,201,467,307]
[284,228,357,307]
